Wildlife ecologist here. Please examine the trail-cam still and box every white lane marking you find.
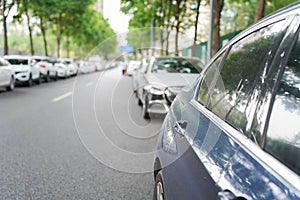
[85,82,93,87]
[52,92,72,102]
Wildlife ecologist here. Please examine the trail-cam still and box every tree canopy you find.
[1,0,117,58]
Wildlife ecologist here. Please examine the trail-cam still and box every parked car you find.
[126,60,141,76]
[32,56,57,82]
[60,58,78,76]
[153,3,300,200]
[132,58,148,92]
[135,56,203,119]
[0,57,15,91]
[4,55,40,86]
[54,60,70,79]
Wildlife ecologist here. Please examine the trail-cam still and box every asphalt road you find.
[0,67,164,199]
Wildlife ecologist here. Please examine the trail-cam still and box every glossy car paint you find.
[154,3,300,200]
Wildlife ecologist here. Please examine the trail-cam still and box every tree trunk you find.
[254,0,265,22]
[159,0,166,55]
[66,36,70,58]
[25,7,34,55]
[40,16,48,56]
[192,0,201,57]
[165,0,173,55]
[2,0,8,55]
[57,12,62,57]
[175,24,179,56]
[160,28,164,55]
[174,0,183,56]
[212,0,224,57]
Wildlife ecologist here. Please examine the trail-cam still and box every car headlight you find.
[144,85,165,95]
[165,86,183,104]
[149,87,164,95]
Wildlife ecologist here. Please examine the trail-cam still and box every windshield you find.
[6,59,28,65]
[151,58,202,74]
[33,58,42,62]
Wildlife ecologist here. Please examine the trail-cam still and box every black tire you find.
[153,171,165,200]
[6,77,15,91]
[36,74,41,85]
[27,74,33,87]
[45,72,50,82]
[143,95,150,119]
[54,73,58,81]
[138,98,143,106]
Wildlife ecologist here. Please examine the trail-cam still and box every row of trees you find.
[121,0,298,57]
[1,0,117,58]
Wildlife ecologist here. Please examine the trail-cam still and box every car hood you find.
[145,73,199,89]
[11,65,30,72]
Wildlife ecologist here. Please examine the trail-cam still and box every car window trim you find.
[193,16,290,106]
[194,16,294,136]
[193,47,230,104]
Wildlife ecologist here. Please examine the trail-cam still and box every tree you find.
[254,0,265,22]
[1,0,15,55]
[212,0,224,56]
[121,0,193,56]
[15,0,35,55]
[30,0,54,56]
[192,0,201,56]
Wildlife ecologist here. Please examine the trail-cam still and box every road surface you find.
[0,67,164,199]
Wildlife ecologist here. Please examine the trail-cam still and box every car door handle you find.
[218,189,246,200]
[174,120,187,136]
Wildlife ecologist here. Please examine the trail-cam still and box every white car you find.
[32,56,58,82]
[61,58,78,76]
[126,60,141,76]
[0,57,15,91]
[4,55,40,86]
[54,61,70,79]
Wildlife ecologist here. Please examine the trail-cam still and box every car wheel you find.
[138,98,143,106]
[54,72,58,81]
[6,77,15,91]
[27,74,33,87]
[45,72,50,82]
[137,91,143,105]
[153,171,165,200]
[143,95,150,119]
[36,74,41,85]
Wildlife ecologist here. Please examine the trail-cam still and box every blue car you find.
[153,3,300,200]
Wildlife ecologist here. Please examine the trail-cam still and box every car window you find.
[0,58,9,66]
[206,20,286,135]
[151,58,201,74]
[6,58,29,65]
[197,51,226,105]
[265,32,300,176]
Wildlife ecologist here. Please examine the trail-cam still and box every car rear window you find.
[6,59,28,65]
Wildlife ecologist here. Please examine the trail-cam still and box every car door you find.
[30,58,40,79]
[0,58,11,86]
[136,60,151,101]
[160,48,237,199]
[218,16,300,199]
[163,14,294,199]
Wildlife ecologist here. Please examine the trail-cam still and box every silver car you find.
[135,56,203,119]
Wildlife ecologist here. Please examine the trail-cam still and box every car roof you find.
[3,55,31,60]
